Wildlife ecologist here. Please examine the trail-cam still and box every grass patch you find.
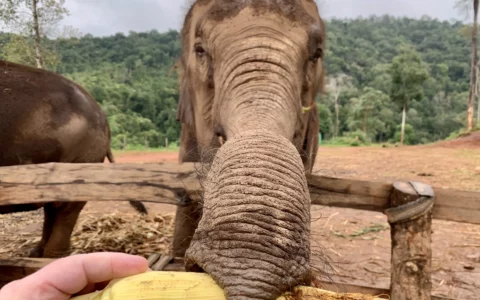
[321,143,383,148]
[331,223,389,240]
[113,144,179,154]
[446,125,480,141]
[323,130,372,147]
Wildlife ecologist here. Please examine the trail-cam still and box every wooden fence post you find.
[386,181,434,300]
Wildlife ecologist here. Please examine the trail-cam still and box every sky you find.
[61,0,466,37]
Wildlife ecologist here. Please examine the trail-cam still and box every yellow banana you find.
[71,271,382,300]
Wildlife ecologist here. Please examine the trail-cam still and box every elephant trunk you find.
[185,130,311,300]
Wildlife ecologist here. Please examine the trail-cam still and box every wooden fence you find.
[1,162,479,300]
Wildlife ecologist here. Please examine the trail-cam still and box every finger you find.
[18,252,147,298]
[40,252,147,295]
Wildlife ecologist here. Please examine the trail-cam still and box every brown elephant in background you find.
[172,1,325,299]
[0,59,147,258]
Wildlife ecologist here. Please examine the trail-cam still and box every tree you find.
[329,78,342,138]
[455,0,479,130]
[317,103,334,139]
[390,44,429,145]
[469,0,478,130]
[1,17,473,147]
[0,0,69,69]
[368,63,393,94]
[1,34,60,69]
[394,124,417,145]
[347,87,390,139]
[325,74,352,138]
[475,62,480,126]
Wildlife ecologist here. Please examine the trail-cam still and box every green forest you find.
[0,15,477,148]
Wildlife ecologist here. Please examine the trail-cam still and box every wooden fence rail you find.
[0,162,479,300]
[0,162,479,224]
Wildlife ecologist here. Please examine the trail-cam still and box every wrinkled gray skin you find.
[0,60,147,258]
[174,1,325,299]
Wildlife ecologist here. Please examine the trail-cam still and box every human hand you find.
[0,252,148,300]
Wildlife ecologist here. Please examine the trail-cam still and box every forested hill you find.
[0,16,473,148]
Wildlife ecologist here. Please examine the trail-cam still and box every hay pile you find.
[0,209,42,257]
[283,288,388,300]
[0,210,175,258]
[70,212,175,256]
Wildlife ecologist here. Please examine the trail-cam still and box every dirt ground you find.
[1,133,479,299]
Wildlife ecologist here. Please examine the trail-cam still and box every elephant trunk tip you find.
[185,258,205,273]
[307,246,337,285]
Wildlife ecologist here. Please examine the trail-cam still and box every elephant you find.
[0,59,147,258]
[170,1,325,299]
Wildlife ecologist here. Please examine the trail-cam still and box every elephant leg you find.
[172,199,201,257]
[28,203,56,258]
[148,201,200,271]
[40,202,86,258]
[0,203,44,215]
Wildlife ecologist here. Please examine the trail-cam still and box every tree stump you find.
[386,181,434,300]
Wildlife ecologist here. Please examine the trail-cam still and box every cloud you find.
[319,0,462,21]
[62,0,188,36]
[61,0,463,37]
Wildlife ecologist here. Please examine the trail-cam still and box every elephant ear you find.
[177,69,200,163]
[301,104,319,174]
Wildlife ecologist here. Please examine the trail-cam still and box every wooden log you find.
[388,182,433,300]
[431,188,480,224]
[0,163,479,225]
[307,174,391,211]
[0,162,200,206]
[308,174,480,225]
[0,257,54,287]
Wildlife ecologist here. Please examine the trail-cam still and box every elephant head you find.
[176,1,325,299]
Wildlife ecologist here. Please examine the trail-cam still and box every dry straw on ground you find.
[0,209,175,258]
[0,209,42,257]
[283,287,388,300]
[70,212,175,256]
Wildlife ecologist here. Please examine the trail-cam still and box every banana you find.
[70,271,382,300]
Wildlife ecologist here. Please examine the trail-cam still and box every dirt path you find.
[2,135,479,299]
[310,136,480,299]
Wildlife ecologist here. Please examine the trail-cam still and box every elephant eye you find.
[194,44,206,56]
[310,47,323,63]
